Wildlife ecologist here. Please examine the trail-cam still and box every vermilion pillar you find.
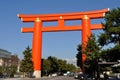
[82,15,91,72]
[32,18,42,77]
[82,15,91,50]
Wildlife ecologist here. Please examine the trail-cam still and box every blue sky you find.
[0,0,120,59]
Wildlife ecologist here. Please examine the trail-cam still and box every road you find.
[0,76,77,80]
[41,76,76,80]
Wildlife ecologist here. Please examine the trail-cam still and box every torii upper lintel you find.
[18,8,109,22]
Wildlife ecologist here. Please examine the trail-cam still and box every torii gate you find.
[18,8,109,78]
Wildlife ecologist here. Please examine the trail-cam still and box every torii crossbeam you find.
[18,8,109,78]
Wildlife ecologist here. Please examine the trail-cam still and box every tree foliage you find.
[76,34,101,77]
[85,34,100,60]
[84,34,101,77]
[76,44,82,68]
[42,59,51,76]
[93,7,120,74]
[20,46,33,75]
[98,8,120,62]
[42,56,76,76]
[101,44,120,62]
[47,56,59,73]
[98,8,120,46]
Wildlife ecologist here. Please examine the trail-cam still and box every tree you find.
[101,45,120,62]
[76,44,82,68]
[85,34,100,60]
[84,34,101,78]
[98,8,120,62]
[47,56,59,73]
[57,59,67,73]
[76,34,101,77]
[98,8,120,46]
[66,64,76,73]
[42,59,51,76]
[42,56,77,76]
[20,46,33,77]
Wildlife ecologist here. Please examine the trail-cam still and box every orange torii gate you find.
[18,8,109,78]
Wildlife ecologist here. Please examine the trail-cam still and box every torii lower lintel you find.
[18,8,109,78]
[21,23,103,32]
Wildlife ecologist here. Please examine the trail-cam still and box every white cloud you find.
[64,58,77,67]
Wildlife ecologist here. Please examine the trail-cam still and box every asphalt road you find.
[0,76,77,80]
[41,76,76,80]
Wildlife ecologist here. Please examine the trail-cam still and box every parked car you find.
[78,74,87,80]
[74,73,79,79]
[69,72,74,77]
[52,73,57,77]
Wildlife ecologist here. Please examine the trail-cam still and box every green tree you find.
[101,45,120,62]
[20,46,33,77]
[43,56,77,75]
[98,8,120,46]
[98,8,120,62]
[42,59,51,76]
[66,63,76,72]
[47,56,59,73]
[57,59,67,73]
[76,44,82,68]
[84,34,100,78]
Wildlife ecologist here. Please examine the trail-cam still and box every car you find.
[74,73,79,79]
[52,73,57,77]
[63,73,67,76]
[78,74,87,80]
[69,73,74,77]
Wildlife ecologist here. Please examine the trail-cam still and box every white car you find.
[52,73,57,77]
[63,73,67,76]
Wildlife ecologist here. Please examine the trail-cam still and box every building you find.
[0,48,19,72]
